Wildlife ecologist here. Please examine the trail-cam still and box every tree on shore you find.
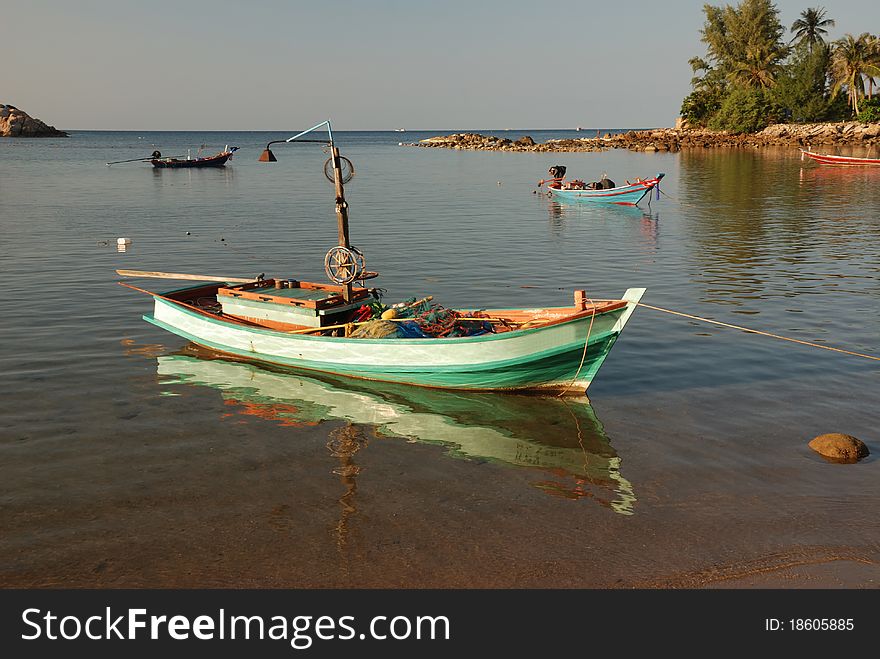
[701,0,788,88]
[790,7,835,51]
[829,33,880,116]
[709,87,777,133]
[730,42,786,89]
[862,35,880,100]
[771,41,838,122]
[680,56,726,125]
[682,0,788,130]
[681,1,880,130]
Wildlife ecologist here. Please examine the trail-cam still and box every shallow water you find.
[1,131,878,587]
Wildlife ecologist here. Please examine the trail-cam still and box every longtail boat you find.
[540,170,665,206]
[800,148,880,166]
[119,121,645,395]
[151,146,238,168]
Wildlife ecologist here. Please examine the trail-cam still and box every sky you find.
[2,0,878,131]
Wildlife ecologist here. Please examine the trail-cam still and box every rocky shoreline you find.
[1,104,68,137]
[410,122,880,153]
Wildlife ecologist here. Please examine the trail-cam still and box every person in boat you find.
[539,165,567,189]
[587,175,615,190]
[151,150,162,159]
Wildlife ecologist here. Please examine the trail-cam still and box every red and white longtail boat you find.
[800,148,880,166]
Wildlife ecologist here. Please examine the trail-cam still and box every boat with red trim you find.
[539,166,664,205]
[799,148,880,166]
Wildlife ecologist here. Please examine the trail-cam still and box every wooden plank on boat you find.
[116,269,257,284]
[218,283,372,309]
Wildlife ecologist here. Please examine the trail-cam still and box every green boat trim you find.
[146,311,621,390]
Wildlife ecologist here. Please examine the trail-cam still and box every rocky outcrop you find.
[0,104,68,137]
[410,122,880,153]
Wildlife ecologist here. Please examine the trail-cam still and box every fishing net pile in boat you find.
[348,297,495,339]
[349,319,399,338]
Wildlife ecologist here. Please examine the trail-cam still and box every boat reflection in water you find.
[547,199,659,248]
[156,347,636,515]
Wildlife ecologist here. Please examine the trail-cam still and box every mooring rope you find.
[638,302,880,363]
[408,277,877,363]
[656,187,703,210]
[557,297,598,396]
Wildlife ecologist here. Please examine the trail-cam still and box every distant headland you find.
[410,122,880,153]
[0,104,68,137]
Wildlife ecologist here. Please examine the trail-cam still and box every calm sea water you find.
[1,130,878,587]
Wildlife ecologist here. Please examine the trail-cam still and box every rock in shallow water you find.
[808,433,869,463]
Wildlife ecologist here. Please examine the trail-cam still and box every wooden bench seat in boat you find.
[217,279,377,330]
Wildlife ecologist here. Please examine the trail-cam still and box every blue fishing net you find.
[395,321,430,338]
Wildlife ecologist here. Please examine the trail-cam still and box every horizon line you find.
[55,126,663,133]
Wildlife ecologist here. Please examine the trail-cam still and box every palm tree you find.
[689,56,726,93]
[866,35,880,100]
[730,43,785,88]
[790,7,835,51]
[830,33,880,115]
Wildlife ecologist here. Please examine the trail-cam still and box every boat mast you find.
[259,120,359,302]
[329,143,354,302]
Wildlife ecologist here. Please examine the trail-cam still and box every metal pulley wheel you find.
[324,245,366,284]
[324,156,355,184]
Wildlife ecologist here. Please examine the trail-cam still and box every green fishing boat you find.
[120,120,645,394]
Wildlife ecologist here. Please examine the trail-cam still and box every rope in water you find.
[638,303,880,362]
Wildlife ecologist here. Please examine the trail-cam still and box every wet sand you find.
[3,384,877,589]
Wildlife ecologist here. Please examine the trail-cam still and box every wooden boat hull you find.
[549,174,664,205]
[800,149,880,166]
[144,287,646,393]
[151,152,233,168]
